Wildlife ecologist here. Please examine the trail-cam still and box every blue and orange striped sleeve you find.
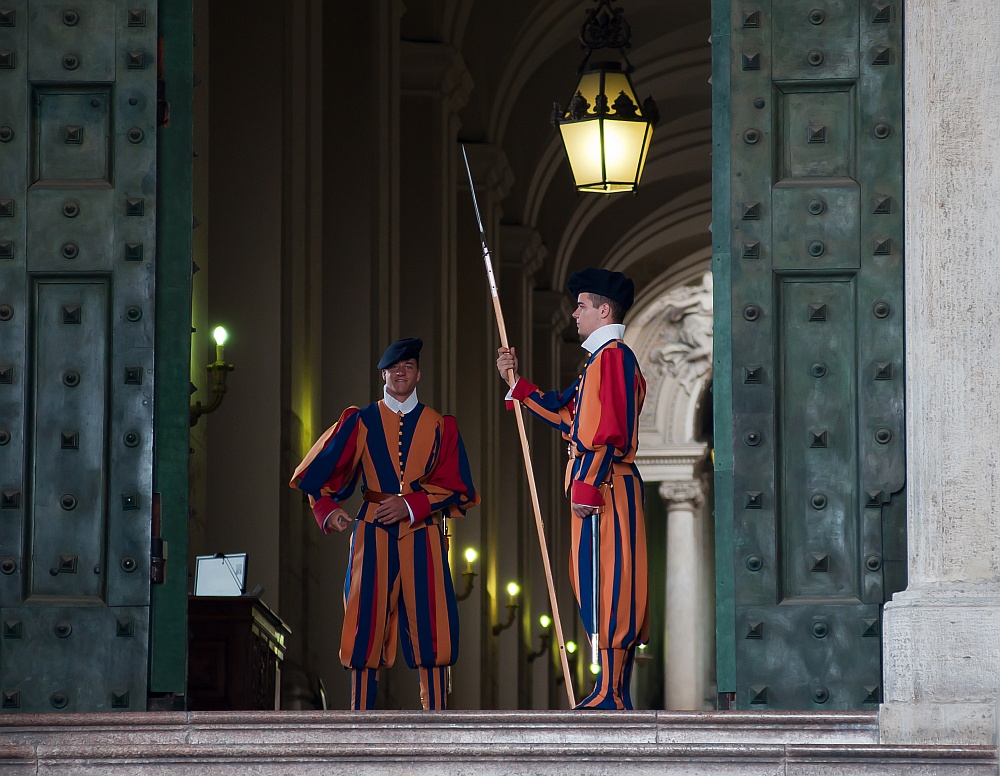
[290,406,364,532]
[510,378,576,436]
[405,415,480,521]
[571,347,633,508]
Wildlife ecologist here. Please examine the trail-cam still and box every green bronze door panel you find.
[0,605,148,712]
[27,0,115,82]
[32,86,113,184]
[0,0,30,611]
[736,602,881,708]
[777,87,854,180]
[772,181,860,273]
[727,0,904,709]
[29,279,109,600]
[26,189,115,272]
[0,0,157,712]
[772,0,859,81]
[778,277,860,602]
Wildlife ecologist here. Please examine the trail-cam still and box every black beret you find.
[377,337,423,370]
[567,268,635,313]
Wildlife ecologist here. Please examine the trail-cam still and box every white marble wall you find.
[881,0,1000,745]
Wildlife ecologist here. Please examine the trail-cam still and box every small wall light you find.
[527,613,553,662]
[456,547,478,601]
[589,662,602,676]
[190,325,235,427]
[557,639,579,687]
[492,581,520,635]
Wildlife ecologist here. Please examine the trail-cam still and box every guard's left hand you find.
[375,495,410,524]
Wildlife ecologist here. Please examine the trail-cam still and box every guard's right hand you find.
[496,346,520,386]
[327,507,352,533]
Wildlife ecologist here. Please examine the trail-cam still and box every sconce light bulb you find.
[589,663,602,675]
[539,614,552,630]
[213,326,228,346]
[565,640,578,654]
[506,581,520,598]
[464,547,478,564]
[638,642,647,651]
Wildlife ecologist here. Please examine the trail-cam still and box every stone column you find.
[498,224,548,710]
[532,290,578,709]
[399,42,471,411]
[660,480,706,710]
[881,0,1000,745]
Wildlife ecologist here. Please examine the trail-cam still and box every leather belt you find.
[362,490,398,504]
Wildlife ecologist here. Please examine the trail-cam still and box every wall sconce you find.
[551,0,659,194]
[190,326,235,427]
[455,547,478,602]
[492,581,520,635]
[556,640,578,685]
[527,613,552,662]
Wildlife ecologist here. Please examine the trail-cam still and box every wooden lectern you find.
[187,595,291,710]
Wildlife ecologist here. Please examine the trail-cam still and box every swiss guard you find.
[291,337,479,710]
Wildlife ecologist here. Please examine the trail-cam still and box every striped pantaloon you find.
[570,472,649,709]
[341,519,458,710]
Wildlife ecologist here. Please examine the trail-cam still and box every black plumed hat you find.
[377,337,423,370]
[566,267,635,313]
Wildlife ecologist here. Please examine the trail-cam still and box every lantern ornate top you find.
[578,0,633,71]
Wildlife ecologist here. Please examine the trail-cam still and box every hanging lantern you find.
[552,0,659,194]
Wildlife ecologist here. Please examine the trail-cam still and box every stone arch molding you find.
[625,270,713,482]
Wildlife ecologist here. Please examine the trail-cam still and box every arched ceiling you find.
[403,0,713,309]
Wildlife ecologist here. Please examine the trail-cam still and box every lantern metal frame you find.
[551,0,659,194]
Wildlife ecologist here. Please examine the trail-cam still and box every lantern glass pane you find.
[634,124,653,184]
[603,119,648,184]
[559,120,604,188]
[573,72,604,112]
[603,71,639,114]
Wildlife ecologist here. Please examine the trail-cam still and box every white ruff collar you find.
[581,323,626,354]
[382,386,419,414]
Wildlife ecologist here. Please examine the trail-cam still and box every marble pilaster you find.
[881,0,1000,745]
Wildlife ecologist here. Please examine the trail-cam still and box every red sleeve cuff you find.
[402,491,432,523]
[511,378,539,402]
[312,495,341,534]
[571,480,604,508]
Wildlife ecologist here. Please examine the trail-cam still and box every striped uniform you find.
[511,338,648,709]
[290,400,478,710]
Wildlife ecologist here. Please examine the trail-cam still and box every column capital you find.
[499,225,546,276]
[401,41,473,114]
[461,143,514,206]
[659,479,705,508]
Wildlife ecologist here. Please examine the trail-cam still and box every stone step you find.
[0,711,995,775]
